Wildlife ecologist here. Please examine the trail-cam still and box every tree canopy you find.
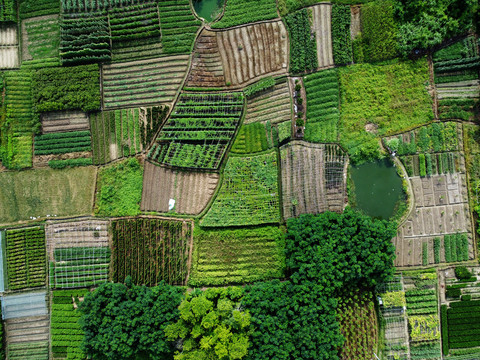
[79,278,184,360]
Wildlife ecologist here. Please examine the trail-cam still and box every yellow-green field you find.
[0,167,96,225]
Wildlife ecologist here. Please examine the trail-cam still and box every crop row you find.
[447,300,480,349]
[304,69,340,143]
[51,289,88,359]
[285,8,318,74]
[112,218,192,286]
[34,131,92,155]
[6,227,46,290]
[386,122,459,155]
[400,152,456,177]
[444,233,469,262]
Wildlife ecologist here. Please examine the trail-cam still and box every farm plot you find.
[230,122,271,154]
[394,172,473,267]
[157,0,201,54]
[304,68,340,143]
[311,4,333,68]
[331,4,353,65]
[284,8,318,74]
[439,267,480,358]
[60,11,111,66]
[384,122,462,177]
[188,226,284,286]
[0,24,19,69]
[5,227,46,290]
[112,218,193,286]
[215,21,288,87]
[21,15,59,61]
[19,0,60,20]
[148,92,244,170]
[102,55,189,109]
[141,162,219,215]
[377,276,409,360]
[0,0,16,22]
[109,2,162,62]
[3,292,49,360]
[41,111,89,134]
[185,29,226,88]
[91,106,168,165]
[337,291,378,360]
[403,270,442,360]
[211,0,278,29]
[0,167,96,225]
[47,219,110,289]
[244,77,291,125]
[34,131,92,156]
[464,124,480,234]
[51,289,88,359]
[280,141,347,219]
[200,151,280,227]
[0,70,35,169]
[434,36,480,121]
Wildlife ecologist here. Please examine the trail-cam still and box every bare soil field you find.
[311,4,334,68]
[186,29,225,87]
[141,161,219,215]
[215,20,288,87]
[41,111,89,133]
[6,315,49,344]
[244,78,292,124]
[46,218,109,261]
[436,80,480,99]
[280,141,347,219]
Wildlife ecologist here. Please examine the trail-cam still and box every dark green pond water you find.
[350,158,405,220]
[193,0,224,22]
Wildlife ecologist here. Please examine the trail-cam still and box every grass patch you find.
[95,158,143,217]
[0,167,96,225]
[338,59,433,163]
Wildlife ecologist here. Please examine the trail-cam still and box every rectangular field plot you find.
[148,92,244,170]
[21,15,59,61]
[141,162,219,215]
[51,289,88,359]
[311,4,333,68]
[102,55,189,109]
[280,141,347,219]
[5,227,46,290]
[0,24,19,69]
[46,219,110,289]
[41,111,89,134]
[189,226,284,286]
[0,167,97,225]
[112,218,193,286]
[200,151,280,227]
[1,291,47,320]
[244,78,291,125]
[7,341,49,360]
[34,130,92,155]
[215,21,288,87]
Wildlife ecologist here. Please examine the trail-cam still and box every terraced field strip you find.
[244,78,291,124]
[280,141,347,219]
[41,111,89,134]
[0,24,19,69]
[102,55,189,109]
[186,28,225,88]
[21,14,59,61]
[216,20,288,87]
[311,4,333,68]
[141,161,219,215]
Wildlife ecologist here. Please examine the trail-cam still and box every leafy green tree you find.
[285,209,397,289]
[79,278,184,360]
[394,0,477,56]
[164,287,252,360]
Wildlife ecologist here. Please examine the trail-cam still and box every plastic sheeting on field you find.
[1,291,47,320]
